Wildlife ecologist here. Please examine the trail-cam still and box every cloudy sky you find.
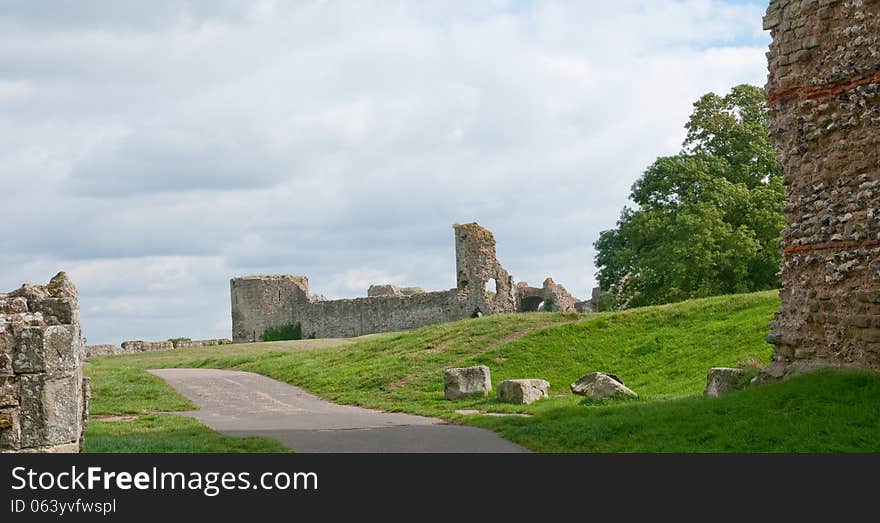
[0,0,771,344]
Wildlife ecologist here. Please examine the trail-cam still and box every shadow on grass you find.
[84,414,291,453]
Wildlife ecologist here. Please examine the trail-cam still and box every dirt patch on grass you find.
[92,414,140,422]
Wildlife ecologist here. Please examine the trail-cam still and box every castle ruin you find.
[1,272,90,453]
[231,223,586,342]
[764,0,880,373]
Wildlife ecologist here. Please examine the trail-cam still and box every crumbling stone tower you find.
[454,223,517,316]
[0,272,90,452]
[764,0,880,373]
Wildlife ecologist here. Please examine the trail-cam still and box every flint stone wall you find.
[0,272,89,453]
[764,0,880,371]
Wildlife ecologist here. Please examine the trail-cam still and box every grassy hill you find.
[84,290,880,452]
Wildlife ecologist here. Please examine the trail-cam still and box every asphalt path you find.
[149,368,528,453]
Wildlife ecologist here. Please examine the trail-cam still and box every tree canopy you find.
[594,84,784,309]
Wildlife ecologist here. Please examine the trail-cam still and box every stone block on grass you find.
[444,365,491,400]
[570,372,637,400]
[497,379,550,404]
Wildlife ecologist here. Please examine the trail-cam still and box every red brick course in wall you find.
[764,0,880,372]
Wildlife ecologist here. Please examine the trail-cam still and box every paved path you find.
[148,368,527,453]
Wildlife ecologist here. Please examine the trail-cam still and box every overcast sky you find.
[0,0,771,344]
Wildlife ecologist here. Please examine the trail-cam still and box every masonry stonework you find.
[0,272,89,453]
[764,0,880,373]
[231,223,582,342]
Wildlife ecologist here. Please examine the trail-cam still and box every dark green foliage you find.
[542,297,555,312]
[594,85,785,309]
[260,322,303,342]
[167,337,191,348]
[595,293,614,312]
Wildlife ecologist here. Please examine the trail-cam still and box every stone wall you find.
[367,285,425,297]
[302,289,471,339]
[515,279,578,313]
[540,278,577,313]
[231,223,559,342]
[0,272,89,453]
[120,340,174,353]
[231,275,311,343]
[85,344,120,357]
[174,338,232,349]
[764,0,880,373]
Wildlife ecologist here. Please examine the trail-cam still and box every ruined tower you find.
[454,223,518,316]
[764,0,880,373]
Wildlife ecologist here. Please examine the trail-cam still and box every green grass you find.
[466,370,880,452]
[84,415,290,453]
[84,290,880,452]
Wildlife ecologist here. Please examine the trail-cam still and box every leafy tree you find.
[594,85,784,309]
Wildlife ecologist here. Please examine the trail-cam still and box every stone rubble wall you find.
[173,338,232,349]
[85,344,120,357]
[120,340,174,353]
[540,278,577,313]
[515,280,580,313]
[764,0,880,371]
[0,272,89,453]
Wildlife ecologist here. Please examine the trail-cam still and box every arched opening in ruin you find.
[519,296,544,312]
[471,308,483,318]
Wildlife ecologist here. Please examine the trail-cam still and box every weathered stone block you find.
[12,326,44,373]
[0,409,21,450]
[570,372,637,399]
[704,368,748,397]
[497,379,549,404]
[0,376,18,407]
[444,365,492,400]
[31,298,77,324]
[19,371,83,448]
[0,297,28,314]
[13,324,80,373]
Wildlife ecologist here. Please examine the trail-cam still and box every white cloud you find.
[0,0,772,344]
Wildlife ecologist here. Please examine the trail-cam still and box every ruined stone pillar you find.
[0,272,90,453]
[453,223,518,316]
[764,0,880,374]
